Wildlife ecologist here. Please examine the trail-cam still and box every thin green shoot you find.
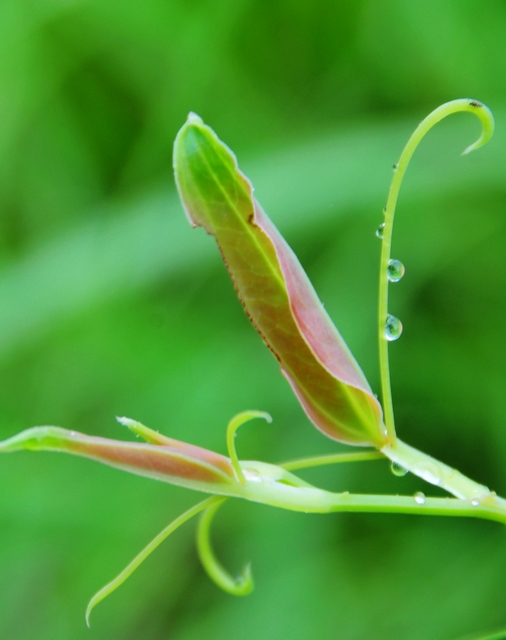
[378,99,494,441]
[85,496,220,627]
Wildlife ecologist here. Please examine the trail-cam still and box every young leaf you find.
[173,114,386,448]
[0,424,238,494]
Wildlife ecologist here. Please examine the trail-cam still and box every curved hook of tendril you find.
[378,99,495,442]
[85,496,219,627]
[196,497,254,596]
[226,410,272,484]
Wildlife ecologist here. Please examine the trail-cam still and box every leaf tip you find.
[186,112,203,126]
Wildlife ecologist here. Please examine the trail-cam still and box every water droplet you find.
[69,431,77,437]
[412,460,442,486]
[376,222,386,239]
[387,259,405,283]
[414,491,426,505]
[384,314,403,341]
[390,461,408,477]
[471,498,480,507]
[393,162,399,170]
[243,468,262,483]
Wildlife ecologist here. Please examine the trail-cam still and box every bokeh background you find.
[1,2,506,639]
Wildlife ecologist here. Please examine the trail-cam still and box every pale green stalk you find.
[376,99,496,500]
[83,450,506,620]
[378,99,494,441]
[231,461,506,524]
[281,450,384,472]
[85,496,219,627]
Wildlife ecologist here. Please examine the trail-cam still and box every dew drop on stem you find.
[243,468,262,482]
[390,461,408,477]
[376,222,385,239]
[414,492,426,505]
[384,314,403,341]
[387,259,405,282]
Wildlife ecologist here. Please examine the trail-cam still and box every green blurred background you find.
[1,1,506,638]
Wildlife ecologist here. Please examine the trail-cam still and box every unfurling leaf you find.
[174,114,386,447]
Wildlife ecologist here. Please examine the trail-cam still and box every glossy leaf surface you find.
[174,115,386,447]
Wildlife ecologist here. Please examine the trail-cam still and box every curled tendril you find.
[85,496,219,627]
[378,99,495,442]
[196,497,254,596]
[226,410,272,483]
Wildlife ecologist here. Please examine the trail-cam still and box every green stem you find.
[85,496,218,627]
[236,471,506,526]
[382,438,491,500]
[226,410,272,484]
[279,443,493,503]
[196,497,253,596]
[324,492,506,524]
[378,99,494,441]
[281,450,384,472]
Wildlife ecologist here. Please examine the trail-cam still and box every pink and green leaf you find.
[0,422,237,494]
[173,114,386,448]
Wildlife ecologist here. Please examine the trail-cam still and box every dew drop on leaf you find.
[387,259,405,282]
[414,491,426,505]
[384,314,403,341]
[390,461,408,477]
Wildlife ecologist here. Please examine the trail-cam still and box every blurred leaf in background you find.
[1,1,506,638]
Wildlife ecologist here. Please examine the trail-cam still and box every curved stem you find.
[226,410,272,484]
[196,497,254,596]
[378,99,494,441]
[85,496,218,627]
